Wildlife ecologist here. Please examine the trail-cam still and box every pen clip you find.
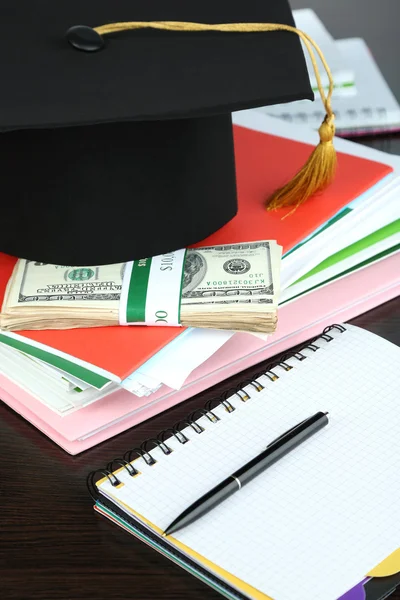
[266,412,329,448]
[266,419,308,448]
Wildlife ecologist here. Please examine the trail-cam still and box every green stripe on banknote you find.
[177,250,187,324]
[0,334,111,389]
[126,258,152,323]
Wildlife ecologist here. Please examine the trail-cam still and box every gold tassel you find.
[267,117,336,211]
[92,20,336,211]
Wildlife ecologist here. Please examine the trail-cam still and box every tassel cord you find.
[94,21,334,126]
[91,20,337,210]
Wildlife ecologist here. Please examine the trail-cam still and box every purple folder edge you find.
[339,577,369,600]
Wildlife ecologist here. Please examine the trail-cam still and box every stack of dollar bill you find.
[0,241,281,333]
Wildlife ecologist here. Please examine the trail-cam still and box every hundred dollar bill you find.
[181,241,279,306]
[5,261,125,309]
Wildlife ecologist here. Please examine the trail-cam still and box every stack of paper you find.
[0,112,398,453]
[257,11,400,136]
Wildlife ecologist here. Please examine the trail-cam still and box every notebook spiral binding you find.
[87,324,346,500]
[275,107,390,125]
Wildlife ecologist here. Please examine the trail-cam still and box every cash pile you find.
[0,241,281,333]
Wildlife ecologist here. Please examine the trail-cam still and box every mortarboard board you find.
[0,1,334,266]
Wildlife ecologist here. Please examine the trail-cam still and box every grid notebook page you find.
[98,325,400,600]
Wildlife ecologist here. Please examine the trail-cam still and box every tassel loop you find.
[319,115,335,144]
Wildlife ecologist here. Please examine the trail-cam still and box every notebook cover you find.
[0,126,392,381]
[0,251,398,453]
[342,570,400,600]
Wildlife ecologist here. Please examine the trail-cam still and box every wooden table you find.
[1,2,399,598]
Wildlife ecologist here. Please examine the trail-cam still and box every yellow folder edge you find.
[367,548,400,577]
[97,469,400,585]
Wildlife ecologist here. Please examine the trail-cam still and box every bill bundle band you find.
[119,249,187,326]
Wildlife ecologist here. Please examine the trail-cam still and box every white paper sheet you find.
[122,328,234,392]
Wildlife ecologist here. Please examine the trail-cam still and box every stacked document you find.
[257,10,400,136]
[0,112,398,453]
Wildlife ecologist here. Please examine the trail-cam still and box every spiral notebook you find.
[259,38,400,136]
[89,324,400,600]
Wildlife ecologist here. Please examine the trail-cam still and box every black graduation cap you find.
[0,1,334,266]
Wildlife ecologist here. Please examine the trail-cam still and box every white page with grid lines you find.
[98,324,400,600]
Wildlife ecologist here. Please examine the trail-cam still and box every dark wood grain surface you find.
[1,2,399,599]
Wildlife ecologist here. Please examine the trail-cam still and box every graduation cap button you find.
[66,25,105,52]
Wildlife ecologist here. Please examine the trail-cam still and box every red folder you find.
[0,126,392,379]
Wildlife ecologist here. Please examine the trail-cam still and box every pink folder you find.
[1,252,399,454]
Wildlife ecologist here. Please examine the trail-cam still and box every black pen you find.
[163,411,329,536]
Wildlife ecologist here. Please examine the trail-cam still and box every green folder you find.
[282,219,400,305]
